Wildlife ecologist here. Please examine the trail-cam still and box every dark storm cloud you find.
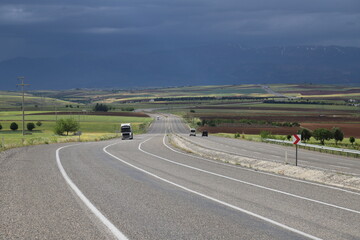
[0,0,360,60]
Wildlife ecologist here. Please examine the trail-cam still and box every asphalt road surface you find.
[1,115,360,239]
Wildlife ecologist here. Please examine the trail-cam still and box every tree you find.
[0,123,2,130]
[93,103,109,112]
[349,136,355,145]
[312,128,333,145]
[54,118,80,135]
[298,128,312,143]
[36,121,42,127]
[10,122,18,131]
[332,127,344,145]
[27,122,36,131]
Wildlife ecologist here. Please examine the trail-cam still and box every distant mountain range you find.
[1,45,360,90]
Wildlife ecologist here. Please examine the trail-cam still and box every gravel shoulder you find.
[169,134,360,192]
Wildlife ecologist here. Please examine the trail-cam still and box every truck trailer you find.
[121,123,133,140]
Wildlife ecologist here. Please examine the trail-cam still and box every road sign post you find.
[293,134,301,166]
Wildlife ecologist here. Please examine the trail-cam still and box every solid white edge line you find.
[104,141,322,240]
[138,137,360,215]
[56,144,128,240]
[164,132,360,196]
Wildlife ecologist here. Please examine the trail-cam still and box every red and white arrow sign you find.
[293,134,301,144]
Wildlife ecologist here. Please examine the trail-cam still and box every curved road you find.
[1,115,360,239]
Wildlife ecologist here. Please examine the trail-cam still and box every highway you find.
[1,115,360,239]
[168,114,360,176]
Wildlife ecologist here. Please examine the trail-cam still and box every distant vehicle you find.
[202,130,208,137]
[121,123,133,140]
[156,116,160,120]
[190,128,196,136]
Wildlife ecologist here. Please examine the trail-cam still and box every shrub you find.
[234,132,240,138]
[260,131,272,139]
[36,121,42,127]
[10,122,18,131]
[0,123,2,130]
[292,122,300,127]
[27,122,36,131]
[350,136,355,145]
[121,107,135,111]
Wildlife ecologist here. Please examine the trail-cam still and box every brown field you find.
[199,114,357,123]
[193,104,360,136]
[196,106,350,113]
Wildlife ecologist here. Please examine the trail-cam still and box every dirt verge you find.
[169,134,360,191]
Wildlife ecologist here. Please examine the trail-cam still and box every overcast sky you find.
[1,0,360,61]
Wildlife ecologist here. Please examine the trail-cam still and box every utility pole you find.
[16,77,30,136]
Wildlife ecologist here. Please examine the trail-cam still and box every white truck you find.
[121,123,133,140]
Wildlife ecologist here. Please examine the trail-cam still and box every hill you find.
[1,45,360,90]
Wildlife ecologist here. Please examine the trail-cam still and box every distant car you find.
[156,116,160,120]
[202,130,208,137]
[190,128,196,136]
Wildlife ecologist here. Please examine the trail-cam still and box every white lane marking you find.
[56,145,128,240]
[103,142,322,240]
[164,133,360,196]
[138,137,360,215]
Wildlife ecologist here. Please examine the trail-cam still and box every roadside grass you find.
[0,113,152,151]
[214,133,262,142]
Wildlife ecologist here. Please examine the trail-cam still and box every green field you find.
[0,91,78,110]
[0,111,152,150]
